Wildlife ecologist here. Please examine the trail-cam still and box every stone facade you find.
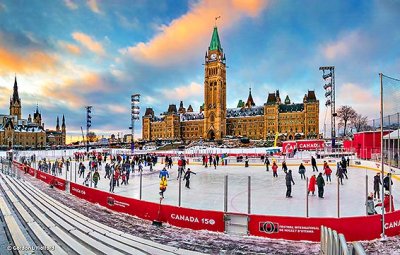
[142,27,319,142]
[0,77,66,148]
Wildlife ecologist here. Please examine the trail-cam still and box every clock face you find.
[210,53,217,60]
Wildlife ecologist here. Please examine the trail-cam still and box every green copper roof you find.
[237,100,244,108]
[209,27,223,51]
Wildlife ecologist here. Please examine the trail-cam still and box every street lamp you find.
[85,106,93,152]
[130,94,140,154]
[319,66,336,146]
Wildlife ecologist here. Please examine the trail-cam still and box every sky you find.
[0,0,399,142]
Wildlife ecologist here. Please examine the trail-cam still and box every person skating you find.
[375,190,395,213]
[324,165,332,184]
[104,163,111,179]
[159,167,170,179]
[317,173,325,198]
[282,161,288,174]
[244,156,249,168]
[121,171,127,185]
[183,168,197,189]
[308,174,316,196]
[83,172,91,186]
[216,154,220,166]
[285,170,295,198]
[272,162,278,178]
[383,173,393,191]
[109,173,116,193]
[341,160,348,179]
[374,172,382,199]
[213,157,217,169]
[264,156,270,171]
[298,163,306,180]
[92,170,100,188]
[311,156,318,172]
[159,176,168,198]
[336,163,344,185]
[366,193,377,215]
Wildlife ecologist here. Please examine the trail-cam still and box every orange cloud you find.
[72,32,105,56]
[337,82,379,117]
[59,41,81,55]
[121,0,268,66]
[0,47,57,75]
[162,82,203,100]
[87,0,101,14]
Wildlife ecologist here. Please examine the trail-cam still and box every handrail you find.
[320,226,365,255]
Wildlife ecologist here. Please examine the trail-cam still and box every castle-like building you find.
[0,77,66,148]
[142,27,319,142]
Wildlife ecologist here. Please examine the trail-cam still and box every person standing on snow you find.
[374,172,382,199]
[383,173,393,191]
[317,173,325,198]
[272,161,278,178]
[92,170,100,188]
[183,168,197,189]
[298,163,306,180]
[324,164,333,184]
[311,156,318,172]
[285,170,295,198]
[308,174,316,196]
[264,156,270,171]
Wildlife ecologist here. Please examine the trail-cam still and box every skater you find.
[366,193,377,215]
[213,157,217,169]
[79,163,85,178]
[92,170,100,188]
[336,163,344,185]
[114,168,120,187]
[104,163,111,179]
[160,167,170,179]
[282,161,288,173]
[298,163,306,180]
[264,156,270,171]
[317,173,325,198]
[83,172,91,186]
[216,154,220,166]
[204,156,208,168]
[346,157,350,167]
[183,168,196,189]
[272,161,278,178]
[341,159,348,179]
[285,170,295,198]
[383,173,393,191]
[311,156,318,172]
[109,174,116,193]
[244,156,249,168]
[375,191,395,213]
[308,174,316,196]
[373,172,382,199]
[159,176,167,198]
[121,171,127,185]
[324,164,332,183]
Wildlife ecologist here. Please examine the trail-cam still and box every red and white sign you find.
[282,141,297,153]
[296,140,324,150]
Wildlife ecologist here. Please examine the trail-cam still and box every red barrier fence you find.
[69,183,225,232]
[11,161,400,241]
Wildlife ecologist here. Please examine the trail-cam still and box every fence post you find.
[337,177,340,218]
[306,176,309,218]
[178,174,182,207]
[139,169,143,200]
[248,176,251,215]
[366,174,369,215]
[224,175,228,213]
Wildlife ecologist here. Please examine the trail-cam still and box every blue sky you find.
[0,0,399,142]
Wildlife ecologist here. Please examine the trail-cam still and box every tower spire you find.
[209,25,223,52]
[56,116,60,131]
[62,114,65,128]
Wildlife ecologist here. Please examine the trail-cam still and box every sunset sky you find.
[0,0,399,142]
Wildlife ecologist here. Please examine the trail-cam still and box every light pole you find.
[130,94,140,154]
[319,66,336,145]
[85,106,93,153]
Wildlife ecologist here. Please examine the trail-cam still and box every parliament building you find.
[0,77,66,148]
[142,27,319,142]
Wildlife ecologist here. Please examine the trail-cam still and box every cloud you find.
[0,47,57,75]
[87,0,101,14]
[120,0,269,66]
[58,41,81,55]
[116,12,140,30]
[161,82,203,101]
[72,32,105,56]
[336,82,379,117]
[0,3,7,12]
[64,0,78,10]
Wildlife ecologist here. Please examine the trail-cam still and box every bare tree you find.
[351,113,369,132]
[337,105,357,136]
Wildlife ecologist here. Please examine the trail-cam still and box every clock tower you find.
[203,26,226,140]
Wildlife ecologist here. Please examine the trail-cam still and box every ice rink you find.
[19,155,400,218]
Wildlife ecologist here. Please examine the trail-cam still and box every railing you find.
[320,226,366,255]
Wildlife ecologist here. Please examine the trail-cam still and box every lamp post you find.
[319,66,336,145]
[85,106,93,152]
[130,94,141,154]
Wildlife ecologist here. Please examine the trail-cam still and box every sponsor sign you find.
[282,141,296,153]
[296,140,324,151]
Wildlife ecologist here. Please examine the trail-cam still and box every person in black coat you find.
[383,173,393,191]
[264,156,270,171]
[311,156,318,172]
[317,173,325,198]
[285,170,295,198]
[373,172,382,199]
[183,168,197,189]
[336,163,344,185]
[298,163,306,180]
[282,161,288,173]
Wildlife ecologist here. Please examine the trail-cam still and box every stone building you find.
[142,26,319,142]
[0,77,66,148]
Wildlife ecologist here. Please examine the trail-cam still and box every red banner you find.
[35,171,66,191]
[69,183,224,232]
[249,214,381,241]
[282,141,297,153]
[296,140,324,151]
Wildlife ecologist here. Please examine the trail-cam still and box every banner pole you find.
[337,176,340,218]
[248,176,251,215]
[306,176,309,218]
[380,72,386,239]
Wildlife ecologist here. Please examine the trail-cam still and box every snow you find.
[226,106,264,118]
